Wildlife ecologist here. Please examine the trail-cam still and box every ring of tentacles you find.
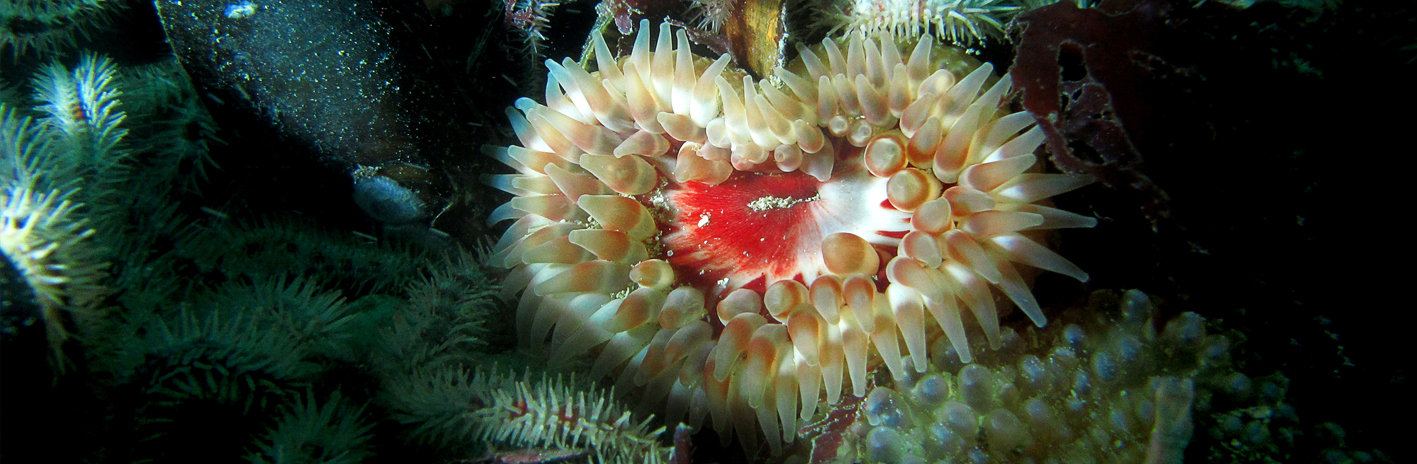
[484,20,1096,450]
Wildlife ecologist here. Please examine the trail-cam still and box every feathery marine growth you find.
[384,367,673,463]
[0,24,667,464]
[0,0,121,58]
[0,53,123,362]
[829,0,1023,45]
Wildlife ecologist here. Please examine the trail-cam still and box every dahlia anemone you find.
[484,20,1095,449]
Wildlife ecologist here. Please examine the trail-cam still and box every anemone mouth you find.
[660,163,908,298]
[483,19,1097,450]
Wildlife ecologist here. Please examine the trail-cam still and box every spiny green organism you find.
[0,52,124,364]
[116,57,218,191]
[0,0,122,59]
[2,52,128,212]
[248,390,375,464]
[111,309,322,462]
[174,215,433,295]
[202,275,361,362]
[0,186,103,359]
[383,366,672,463]
[400,249,501,350]
[355,209,648,462]
[339,246,502,387]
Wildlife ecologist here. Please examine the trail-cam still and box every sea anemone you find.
[485,20,1095,449]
